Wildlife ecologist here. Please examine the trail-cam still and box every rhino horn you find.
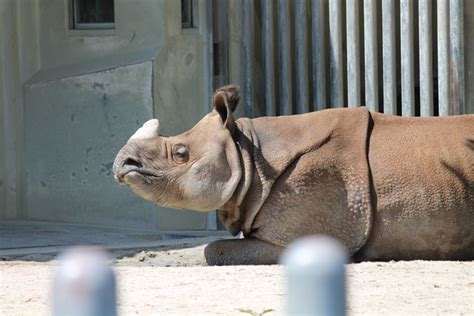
[128,118,160,141]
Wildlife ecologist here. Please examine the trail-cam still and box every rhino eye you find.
[172,143,189,163]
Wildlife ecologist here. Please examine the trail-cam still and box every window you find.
[181,0,194,29]
[71,0,115,30]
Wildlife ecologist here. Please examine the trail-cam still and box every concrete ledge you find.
[0,220,230,257]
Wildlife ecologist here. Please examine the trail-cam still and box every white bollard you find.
[280,236,348,316]
[52,246,117,316]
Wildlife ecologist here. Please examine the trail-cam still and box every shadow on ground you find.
[0,220,229,266]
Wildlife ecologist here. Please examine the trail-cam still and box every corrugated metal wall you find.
[237,0,466,117]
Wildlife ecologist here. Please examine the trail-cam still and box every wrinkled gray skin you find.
[113,85,474,265]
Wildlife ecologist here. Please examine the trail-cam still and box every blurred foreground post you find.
[52,246,117,316]
[281,236,347,316]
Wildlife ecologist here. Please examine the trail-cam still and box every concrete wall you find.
[0,0,41,220]
[151,1,214,229]
[24,63,159,228]
[0,0,212,230]
[38,0,165,71]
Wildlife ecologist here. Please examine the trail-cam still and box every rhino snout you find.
[112,155,143,183]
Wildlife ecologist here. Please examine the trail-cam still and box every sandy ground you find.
[1,242,473,315]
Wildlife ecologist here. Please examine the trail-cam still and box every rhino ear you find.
[215,85,240,112]
[212,85,240,131]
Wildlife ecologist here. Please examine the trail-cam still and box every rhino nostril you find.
[123,158,142,168]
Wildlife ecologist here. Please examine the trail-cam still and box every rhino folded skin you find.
[221,108,374,257]
[113,85,474,264]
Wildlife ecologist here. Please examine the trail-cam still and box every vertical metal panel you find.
[212,0,229,89]
[312,0,327,111]
[449,0,465,115]
[243,0,254,117]
[346,0,361,107]
[262,0,276,116]
[437,0,450,116]
[278,0,293,115]
[364,0,379,111]
[295,0,309,113]
[400,0,415,116]
[205,0,216,230]
[329,0,344,108]
[205,0,214,108]
[419,0,434,116]
[382,0,397,115]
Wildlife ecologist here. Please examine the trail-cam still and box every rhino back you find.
[360,113,474,260]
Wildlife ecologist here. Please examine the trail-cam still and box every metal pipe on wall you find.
[449,0,464,115]
[295,0,310,113]
[262,0,276,116]
[278,0,293,115]
[346,0,361,108]
[243,0,254,117]
[205,0,214,109]
[212,0,229,89]
[329,0,344,108]
[437,0,450,116]
[364,0,379,112]
[205,0,217,230]
[419,0,434,116]
[312,0,327,111]
[382,0,397,115]
[401,0,415,116]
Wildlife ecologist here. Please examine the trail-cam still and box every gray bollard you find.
[52,246,117,316]
[280,236,348,316]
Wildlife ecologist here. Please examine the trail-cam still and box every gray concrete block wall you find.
[24,63,160,228]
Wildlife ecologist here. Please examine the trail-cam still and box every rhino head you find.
[112,85,242,211]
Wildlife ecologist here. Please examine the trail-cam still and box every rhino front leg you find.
[204,238,284,265]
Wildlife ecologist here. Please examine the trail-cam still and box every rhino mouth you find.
[114,167,161,184]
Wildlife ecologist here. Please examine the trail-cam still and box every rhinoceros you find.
[113,85,474,265]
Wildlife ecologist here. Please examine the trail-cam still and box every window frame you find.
[70,0,115,30]
[181,0,197,29]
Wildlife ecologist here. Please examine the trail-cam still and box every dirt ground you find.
[1,241,473,315]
